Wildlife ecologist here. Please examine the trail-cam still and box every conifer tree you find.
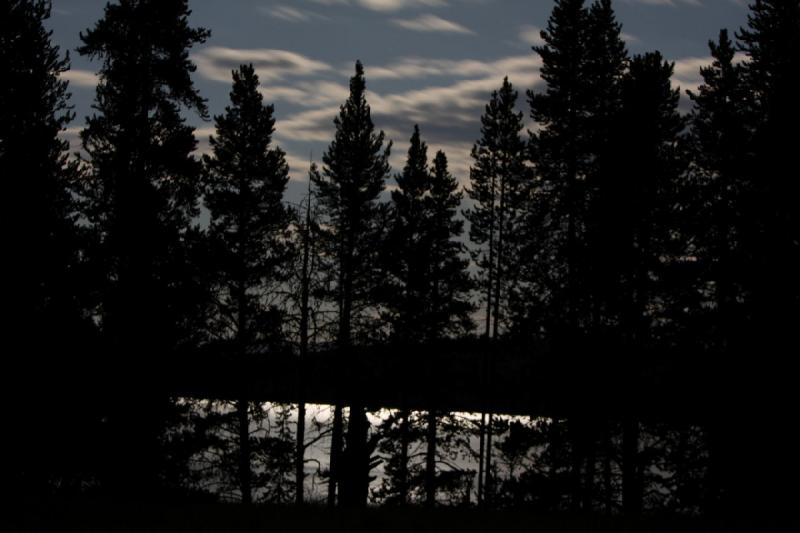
[464,77,528,505]
[687,29,752,356]
[724,0,800,512]
[2,0,90,500]
[526,0,628,345]
[311,61,391,507]
[735,0,800,354]
[425,150,474,507]
[202,64,291,504]
[384,125,431,343]
[77,0,210,496]
[609,52,685,515]
[525,0,629,511]
[687,58,749,498]
[380,128,474,505]
[428,151,474,341]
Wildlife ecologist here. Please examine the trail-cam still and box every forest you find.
[3,0,800,526]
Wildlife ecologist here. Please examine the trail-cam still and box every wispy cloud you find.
[622,32,640,44]
[309,0,448,11]
[261,81,350,107]
[392,14,473,34]
[518,25,545,47]
[60,69,98,88]
[359,0,448,10]
[259,4,326,22]
[274,53,541,184]
[622,0,703,6]
[193,47,332,84]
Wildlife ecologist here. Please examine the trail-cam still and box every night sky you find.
[51,0,751,201]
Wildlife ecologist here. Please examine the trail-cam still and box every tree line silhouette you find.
[3,0,800,518]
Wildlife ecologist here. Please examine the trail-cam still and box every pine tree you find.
[426,150,474,507]
[380,128,474,505]
[527,0,591,346]
[77,0,210,497]
[735,0,800,355]
[384,125,431,343]
[2,0,91,500]
[609,52,685,515]
[726,0,800,513]
[202,64,291,504]
[311,61,391,507]
[428,151,474,341]
[525,0,629,512]
[526,0,628,346]
[295,167,318,506]
[687,29,752,360]
[464,77,529,506]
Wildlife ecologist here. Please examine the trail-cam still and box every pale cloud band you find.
[391,14,473,34]
[309,0,448,11]
[192,47,332,84]
[60,69,99,88]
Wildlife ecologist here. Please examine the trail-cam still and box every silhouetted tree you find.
[526,0,629,512]
[736,0,800,374]
[604,51,685,515]
[380,128,474,505]
[724,0,800,513]
[311,60,391,507]
[685,32,753,513]
[2,0,94,501]
[202,64,291,504]
[381,125,430,505]
[527,0,592,348]
[464,77,529,506]
[77,0,210,497]
[295,169,317,506]
[425,150,474,507]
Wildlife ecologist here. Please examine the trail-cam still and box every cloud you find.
[259,5,326,22]
[622,0,702,6]
[261,81,350,107]
[309,0,448,11]
[274,54,541,185]
[518,25,545,47]
[621,32,640,44]
[60,69,98,88]
[671,56,710,94]
[277,105,343,143]
[193,47,332,84]
[359,0,447,10]
[392,14,473,34]
[368,56,532,80]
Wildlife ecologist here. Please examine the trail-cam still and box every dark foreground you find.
[4,504,798,533]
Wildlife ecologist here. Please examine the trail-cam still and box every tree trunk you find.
[237,398,252,504]
[342,404,369,507]
[296,183,313,506]
[484,414,494,507]
[328,403,343,507]
[476,167,497,507]
[477,412,485,506]
[425,409,437,507]
[569,419,583,513]
[603,422,614,514]
[622,418,641,515]
[583,423,595,513]
[398,409,410,505]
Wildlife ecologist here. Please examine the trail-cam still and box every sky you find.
[50,0,751,202]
